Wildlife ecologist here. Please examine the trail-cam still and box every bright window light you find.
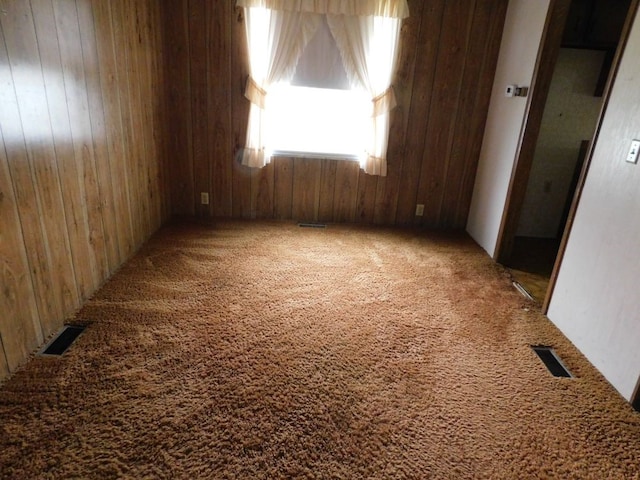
[266,84,370,160]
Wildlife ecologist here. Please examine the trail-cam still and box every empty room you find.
[1,0,639,477]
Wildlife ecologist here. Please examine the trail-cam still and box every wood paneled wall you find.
[0,0,169,378]
[164,0,507,228]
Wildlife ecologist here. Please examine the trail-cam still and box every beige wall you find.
[517,48,605,238]
[466,0,551,255]
[548,6,640,402]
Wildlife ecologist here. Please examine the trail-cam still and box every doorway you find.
[494,0,636,309]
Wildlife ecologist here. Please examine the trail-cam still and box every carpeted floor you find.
[1,221,639,479]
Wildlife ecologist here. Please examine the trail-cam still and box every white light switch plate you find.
[626,139,640,164]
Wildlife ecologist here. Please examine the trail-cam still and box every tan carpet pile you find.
[1,221,639,479]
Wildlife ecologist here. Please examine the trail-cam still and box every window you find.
[267,84,369,160]
[237,0,409,177]
[268,15,368,160]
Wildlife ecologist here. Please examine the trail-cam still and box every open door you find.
[493,0,639,312]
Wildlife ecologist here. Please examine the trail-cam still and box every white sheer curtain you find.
[239,6,319,167]
[327,14,402,176]
[238,0,408,174]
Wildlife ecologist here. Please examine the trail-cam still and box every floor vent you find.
[40,325,86,356]
[298,223,327,228]
[532,346,573,378]
[513,281,534,300]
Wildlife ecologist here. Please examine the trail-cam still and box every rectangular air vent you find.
[532,345,573,378]
[40,325,86,356]
[298,223,326,228]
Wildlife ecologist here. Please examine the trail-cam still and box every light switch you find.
[627,140,640,164]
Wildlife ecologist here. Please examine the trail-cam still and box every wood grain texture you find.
[231,6,252,219]
[375,0,424,226]
[5,0,82,336]
[163,0,194,217]
[454,0,508,228]
[417,1,475,227]
[333,160,360,223]
[0,0,169,380]
[273,157,294,220]
[394,0,443,226]
[0,127,42,372]
[166,0,507,228]
[292,158,322,222]
[208,0,233,218]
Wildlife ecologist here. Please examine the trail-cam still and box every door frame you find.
[493,0,640,313]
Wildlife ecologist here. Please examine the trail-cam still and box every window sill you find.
[272,150,362,162]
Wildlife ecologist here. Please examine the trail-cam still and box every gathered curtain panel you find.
[239,7,320,167]
[237,0,408,175]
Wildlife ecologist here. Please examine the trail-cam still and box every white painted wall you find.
[466,0,550,257]
[548,8,640,402]
[517,48,605,238]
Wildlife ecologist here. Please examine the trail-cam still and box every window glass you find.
[269,16,367,159]
[268,84,369,159]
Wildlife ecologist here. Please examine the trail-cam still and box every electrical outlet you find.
[415,204,424,216]
[626,139,640,164]
[200,192,209,205]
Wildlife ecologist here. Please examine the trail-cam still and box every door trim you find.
[493,0,640,314]
[543,0,640,312]
[493,0,571,266]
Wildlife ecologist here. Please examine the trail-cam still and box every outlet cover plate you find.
[626,139,640,164]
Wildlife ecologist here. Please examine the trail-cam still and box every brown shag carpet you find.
[1,221,639,479]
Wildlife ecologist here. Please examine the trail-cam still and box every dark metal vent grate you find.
[532,346,572,378]
[40,325,86,356]
[298,223,327,228]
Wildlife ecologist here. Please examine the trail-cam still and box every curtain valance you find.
[236,0,409,19]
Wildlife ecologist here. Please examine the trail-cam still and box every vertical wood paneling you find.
[449,0,509,228]
[292,158,321,222]
[317,159,337,222]
[1,0,67,334]
[149,2,171,224]
[163,0,194,216]
[0,1,60,340]
[253,163,274,218]
[273,157,293,219]
[209,0,233,217]
[166,0,507,229]
[0,128,41,371]
[54,0,110,293]
[439,1,494,228]
[417,1,475,227]
[76,0,121,270]
[126,1,153,240]
[189,0,209,217]
[394,0,443,225]
[231,6,252,219]
[91,0,135,258]
[375,0,426,226]
[0,0,169,380]
[134,2,155,235]
[111,2,143,245]
[333,161,360,223]
[355,171,377,224]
